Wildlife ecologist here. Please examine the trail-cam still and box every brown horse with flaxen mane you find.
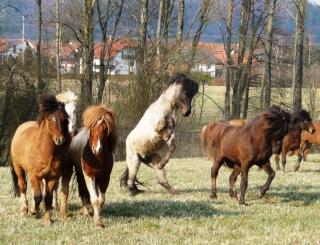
[10,95,70,224]
[60,105,117,227]
[201,106,291,205]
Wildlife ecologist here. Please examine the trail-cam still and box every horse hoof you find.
[128,186,144,196]
[294,165,300,172]
[21,207,28,216]
[210,194,217,199]
[169,189,180,195]
[94,219,103,228]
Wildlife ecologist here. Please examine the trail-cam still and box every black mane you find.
[168,73,199,97]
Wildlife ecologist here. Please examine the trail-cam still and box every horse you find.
[10,95,70,224]
[291,121,320,171]
[120,73,199,196]
[44,90,78,210]
[56,90,78,135]
[201,106,291,205]
[274,110,315,171]
[59,105,117,227]
[228,119,247,126]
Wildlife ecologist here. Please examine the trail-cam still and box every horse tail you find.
[200,124,215,160]
[10,161,20,197]
[74,165,90,204]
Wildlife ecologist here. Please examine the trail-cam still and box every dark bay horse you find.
[60,105,117,227]
[120,73,199,196]
[11,95,70,224]
[201,106,291,205]
[274,110,315,171]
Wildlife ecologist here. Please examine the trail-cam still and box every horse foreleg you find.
[294,152,303,172]
[52,185,58,210]
[43,178,58,225]
[30,175,43,216]
[274,154,280,171]
[260,162,275,198]
[83,173,102,227]
[60,162,73,218]
[239,165,249,205]
[158,140,176,170]
[229,165,240,199]
[210,157,223,199]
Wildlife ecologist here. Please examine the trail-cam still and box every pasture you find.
[1,155,320,244]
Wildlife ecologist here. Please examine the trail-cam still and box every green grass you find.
[1,155,320,244]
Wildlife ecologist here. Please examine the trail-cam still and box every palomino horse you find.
[60,105,117,227]
[120,73,199,196]
[10,95,70,224]
[201,106,291,205]
[290,121,320,171]
[274,110,315,171]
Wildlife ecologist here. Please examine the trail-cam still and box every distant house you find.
[60,42,80,74]
[92,39,138,75]
[0,38,35,62]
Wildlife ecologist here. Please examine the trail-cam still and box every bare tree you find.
[176,0,185,50]
[36,0,44,91]
[292,0,307,110]
[96,0,124,103]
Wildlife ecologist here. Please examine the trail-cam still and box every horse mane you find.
[83,105,117,152]
[260,105,291,142]
[167,73,199,97]
[56,90,78,104]
[290,109,311,128]
[37,95,69,123]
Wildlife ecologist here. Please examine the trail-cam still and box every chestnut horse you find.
[10,95,70,224]
[291,122,320,171]
[201,106,291,205]
[60,105,117,227]
[120,73,199,196]
[274,110,315,171]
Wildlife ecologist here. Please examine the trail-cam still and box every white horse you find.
[56,91,78,135]
[120,74,199,195]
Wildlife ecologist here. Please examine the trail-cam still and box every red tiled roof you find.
[93,39,136,60]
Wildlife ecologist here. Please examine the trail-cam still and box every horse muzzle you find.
[182,108,191,117]
[92,144,102,155]
[54,137,65,146]
[309,127,316,134]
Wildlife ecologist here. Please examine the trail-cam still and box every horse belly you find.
[134,137,166,157]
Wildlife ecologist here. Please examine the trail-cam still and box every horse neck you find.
[36,121,56,152]
[288,122,302,137]
[158,87,176,112]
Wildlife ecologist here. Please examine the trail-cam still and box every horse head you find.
[291,109,315,134]
[169,74,199,117]
[83,105,116,155]
[37,95,69,146]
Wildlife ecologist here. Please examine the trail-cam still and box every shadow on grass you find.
[102,200,240,218]
[268,185,320,205]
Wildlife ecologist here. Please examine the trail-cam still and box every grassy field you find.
[1,155,320,244]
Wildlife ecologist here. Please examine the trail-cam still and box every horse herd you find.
[8,73,320,227]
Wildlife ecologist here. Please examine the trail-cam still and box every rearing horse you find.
[10,95,70,224]
[120,73,199,196]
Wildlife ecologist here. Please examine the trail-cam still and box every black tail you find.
[74,166,90,204]
[10,161,20,197]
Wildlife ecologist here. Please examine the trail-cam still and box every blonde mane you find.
[56,91,78,104]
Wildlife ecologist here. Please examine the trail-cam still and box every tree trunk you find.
[260,0,276,110]
[156,0,164,59]
[36,0,44,92]
[56,0,62,92]
[80,0,95,112]
[231,0,251,118]
[176,0,185,50]
[292,0,306,111]
[224,0,233,120]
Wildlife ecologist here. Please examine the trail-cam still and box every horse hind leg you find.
[274,154,280,171]
[146,153,178,194]
[260,162,275,198]
[210,156,224,199]
[126,150,143,196]
[294,153,303,172]
[229,165,240,199]
[12,164,28,216]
